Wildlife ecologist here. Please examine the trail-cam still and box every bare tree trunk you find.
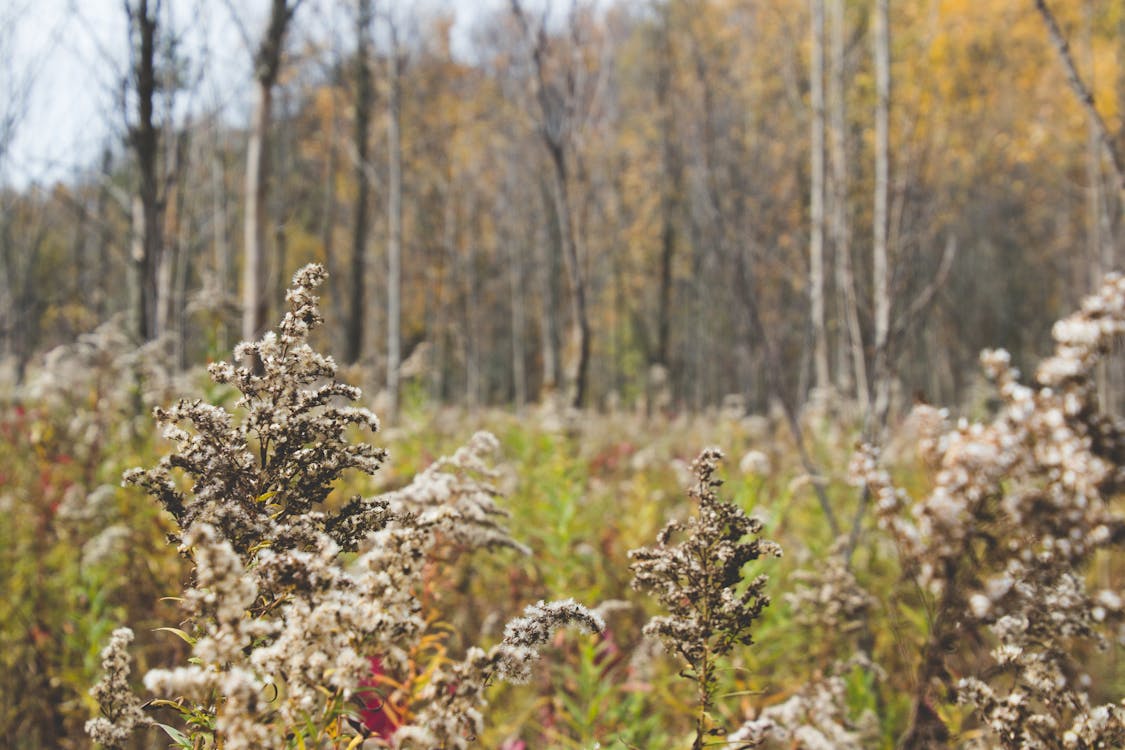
[94,147,114,320]
[173,144,193,369]
[507,220,527,410]
[271,87,295,322]
[345,0,374,364]
[386,36,404,420]
[274,221,289,319]
[536,182,560,397]
[510,254,527,410]
[211,138,231,346]
[511,0,592,409]
[71,200,89,318]
[127,0,162,342]
[656,5,680,373]
[691,236,705,412]
[157,130,188,345]
[437,180,457,402]
[156,206,175,342]
[128,195,148,342]
[547,141,591,409]
[244,84,272,350]
[243,81,272,349]
[317,103,343,349]
[872,0,892,429]
[427,243,445,402]
[1087,4,1104,295]
[809,0,830,397]
[242,0,298,360]
[829,0,868,411]
[464,194,480,409]
[1079,1,1118,414]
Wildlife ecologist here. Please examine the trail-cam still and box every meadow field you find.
[2,266,1123,750]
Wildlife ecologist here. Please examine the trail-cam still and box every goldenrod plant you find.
[629,448,781,750]
[88,266,603,748]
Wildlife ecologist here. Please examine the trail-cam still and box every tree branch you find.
[1034,0,1125,200]
[890,234,957,345]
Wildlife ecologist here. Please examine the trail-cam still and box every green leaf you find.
[155,722,192,748]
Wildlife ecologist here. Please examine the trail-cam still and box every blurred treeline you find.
[1,0,1122,415]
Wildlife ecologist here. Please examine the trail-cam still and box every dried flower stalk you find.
[89,265,602,749]
[630,447,781,750]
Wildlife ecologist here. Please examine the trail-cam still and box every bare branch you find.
[1034,0,1125,200]
[219,0,256,56]
[890,234,957,344]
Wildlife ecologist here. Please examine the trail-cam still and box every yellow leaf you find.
[153,627,196,646]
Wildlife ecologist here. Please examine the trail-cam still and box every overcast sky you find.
[3,0,526,188]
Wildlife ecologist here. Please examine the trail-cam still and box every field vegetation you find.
[2,266,1123,749]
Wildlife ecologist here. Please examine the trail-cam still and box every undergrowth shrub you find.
[87,266,603,749]
[851,274,1125,749]
[1,321,184,749]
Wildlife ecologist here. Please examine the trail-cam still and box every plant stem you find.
[694,546,713,750]
[694,648,709,750]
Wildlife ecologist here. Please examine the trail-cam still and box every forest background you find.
[4,0,1124,417]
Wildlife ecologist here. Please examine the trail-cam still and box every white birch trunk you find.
[240,0,294,365]
[386,47,403,420]
[829,0,868,410]
[242,81,272,350]
[211,144,231,351]
[809,0,830,396]
[872,0,892,426]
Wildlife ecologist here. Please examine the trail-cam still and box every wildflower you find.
[630,447,779,749]
[862,273,1125,748]
[492,599,605,684]
[91,264,604,748]
[85,628,149,749]
[728,674,879,750]
[739,449,770,476]
[124,263,387,557]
